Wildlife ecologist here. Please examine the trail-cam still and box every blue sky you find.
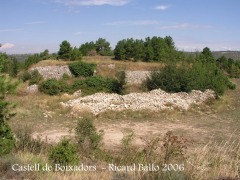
[0,0,240,54]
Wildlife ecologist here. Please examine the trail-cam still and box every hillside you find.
[185,51,240,60]
[0,56,238,179]
[213,51,240,60]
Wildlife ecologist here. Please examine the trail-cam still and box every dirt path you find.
[32,120,207,150]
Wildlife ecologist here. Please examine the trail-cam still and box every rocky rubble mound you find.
[125,71,151,84]
[31,65,72,80]
[61,89,216,115]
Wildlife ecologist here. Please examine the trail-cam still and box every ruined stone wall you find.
[30,65,150,84]
[125,71,151,84]
[30,65,72,80]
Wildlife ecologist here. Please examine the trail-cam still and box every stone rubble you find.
[27,84,38,93]
[125,71,151,84]
[30,65,150,84]
[61,89,216,115]
[30,65,72,80]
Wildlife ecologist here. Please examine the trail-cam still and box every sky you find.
[0,0,240,54]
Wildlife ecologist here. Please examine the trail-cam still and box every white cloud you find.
[158,23,213,30]
[0,43,15,50]
[104,20,159,26]
[155,5,170,10]
[56,0,129,6]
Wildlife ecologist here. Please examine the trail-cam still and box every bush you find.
[75,116,102,154]
[39,75,123,96]
[0,75,17,156]
[48,139,79,166]
[62,73,70,80]
[0,121,15,156]
[58,79,73,94]
[68,62,96,77]
[19,70,43,85]
[147,65,191,93]
[20,71,31,82]
[146,62,234,96]
[39,79,61,95]
[72,76,123,95]
[29,70,43,85]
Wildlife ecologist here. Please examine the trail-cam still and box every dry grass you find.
[30,56,163,71]
[185,137,240,179]
[7,83,78,133]
[30,59,70,68]
[83,55,163,71]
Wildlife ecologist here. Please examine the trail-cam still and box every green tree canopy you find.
[0,53,9,73]
[114,36,178,62]
[70,47,82,61]
[58,40,72,60]
[0,75,17,156]
[95,38,112,56]
[199,47,215,63]
[40,49,49,60]
[79,41,96,56]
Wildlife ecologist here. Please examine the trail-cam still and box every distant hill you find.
[212,51,240,60]
[184,51,240,61]
[8,54,32,62]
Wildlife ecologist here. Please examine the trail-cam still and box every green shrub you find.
[0,121,15,156]
[227,81,236,90]
[76,76,123,95]
[84,76,110,92]
[29,70,43,85]
[75,116,102,154]
[20,71,31,82]
[39,75,123,96]
[39,79,61,95]
[72,79,85,91]
[20,70,43,85]
[48,139,79,166]
[146,62,234,96]
[0,75,17,156]
[62,73,71,80]
[58,79,73,94]
[68,61,96,77]
[147,65,191,93]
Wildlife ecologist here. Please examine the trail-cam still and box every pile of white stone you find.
[61,89,216,115]
[30,65,72,80]
[125,71,151,84]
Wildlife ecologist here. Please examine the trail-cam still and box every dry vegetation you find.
[1,58,240,179]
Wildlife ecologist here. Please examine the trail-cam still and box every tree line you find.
[58,38,113,61]
[1,37,240,78]
[114,36,185,62]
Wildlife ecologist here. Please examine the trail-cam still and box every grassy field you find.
[1,58,240,179]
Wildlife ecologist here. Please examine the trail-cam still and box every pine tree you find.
[0,75,17,156]
[58,40,72,60]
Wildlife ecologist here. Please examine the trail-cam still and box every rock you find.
[30,65,72,80]
[27,84,38,93]
[61,89,216,116]
[108,64,115,69]
[73,90,82,97]
[125,71,151,84]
